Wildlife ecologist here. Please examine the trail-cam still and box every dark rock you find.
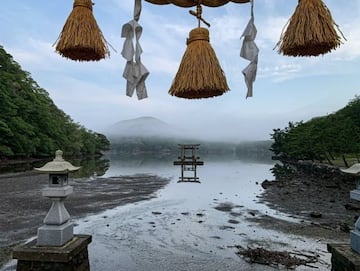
[325,184,341,189]
[261,180,273,189]
[152,211,162,215]
[230,212,242,217]
[219,225,235,230]
[214,202,234,212]
[309,212,322,218]
[345,203,360,211]
[249,211,256,217]
[339,223,350,233]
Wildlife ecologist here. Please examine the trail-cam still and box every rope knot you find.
[187,27,209,45]
[73,0,93,10]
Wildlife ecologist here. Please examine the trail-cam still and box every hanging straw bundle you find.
[55,0,110,61]
[169,27,229,99]
[276,0,343,57]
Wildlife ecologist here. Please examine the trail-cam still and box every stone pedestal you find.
[37,221,74,247]
[351,230,360,254]
[13,235,92,271]
[37,186,74,246]
[350,189,360,253]
[327,243,360,271]
[351,189,360,202]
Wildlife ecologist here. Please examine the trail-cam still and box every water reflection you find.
[105,152,273,167]
[102,152,274,178]
[0,159,48,174]
[105,153,174,167]
[0,152,274,180]
[0,156,110,179]
[70,157,110,178]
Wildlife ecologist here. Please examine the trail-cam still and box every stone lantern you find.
[341,163,360,253]
[34,150,80,247]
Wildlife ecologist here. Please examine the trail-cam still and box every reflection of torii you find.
[144,0,249,7]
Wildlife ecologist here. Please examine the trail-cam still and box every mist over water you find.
[102,116,276,143]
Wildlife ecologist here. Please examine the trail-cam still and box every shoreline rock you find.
[257,161,359,240]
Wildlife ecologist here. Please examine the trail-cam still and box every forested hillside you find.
[0,46,109,159]
[270,96,360,167]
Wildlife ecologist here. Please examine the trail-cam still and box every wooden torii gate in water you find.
[173,144,204,183]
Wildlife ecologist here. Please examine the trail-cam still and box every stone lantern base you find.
[13,234,91,271]
[37,221,73,247]
[351,230,360,254]
[327,243,360,270]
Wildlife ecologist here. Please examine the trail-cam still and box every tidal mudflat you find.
[1,159,349,270]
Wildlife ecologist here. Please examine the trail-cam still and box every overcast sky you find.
[0,0,359,141]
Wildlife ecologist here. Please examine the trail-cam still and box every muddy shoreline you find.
[256,163,359,242]
[0,171,170,267]
[1,163,359,269]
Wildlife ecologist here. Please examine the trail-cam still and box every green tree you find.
[270,96,360,166]
[0,45,110,159]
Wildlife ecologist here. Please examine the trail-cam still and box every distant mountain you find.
[105,116,182,139]
[103,117,273,161]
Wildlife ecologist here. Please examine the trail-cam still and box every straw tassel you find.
[276,0,343,57]
[169,27,229,99]
[55,0,110,61]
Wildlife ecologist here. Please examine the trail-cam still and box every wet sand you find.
[0,171,170,266]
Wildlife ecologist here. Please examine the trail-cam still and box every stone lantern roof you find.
[35,150,80,173]
[341,163,360,176]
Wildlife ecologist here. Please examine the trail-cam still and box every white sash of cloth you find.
[240,0,258,98]
[121,0,149,100]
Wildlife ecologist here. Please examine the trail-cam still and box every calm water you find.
[2,154,331,270]
[104,154,275,212]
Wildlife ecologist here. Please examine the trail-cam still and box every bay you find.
[1,154,331,270]
[76,154,330,270]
